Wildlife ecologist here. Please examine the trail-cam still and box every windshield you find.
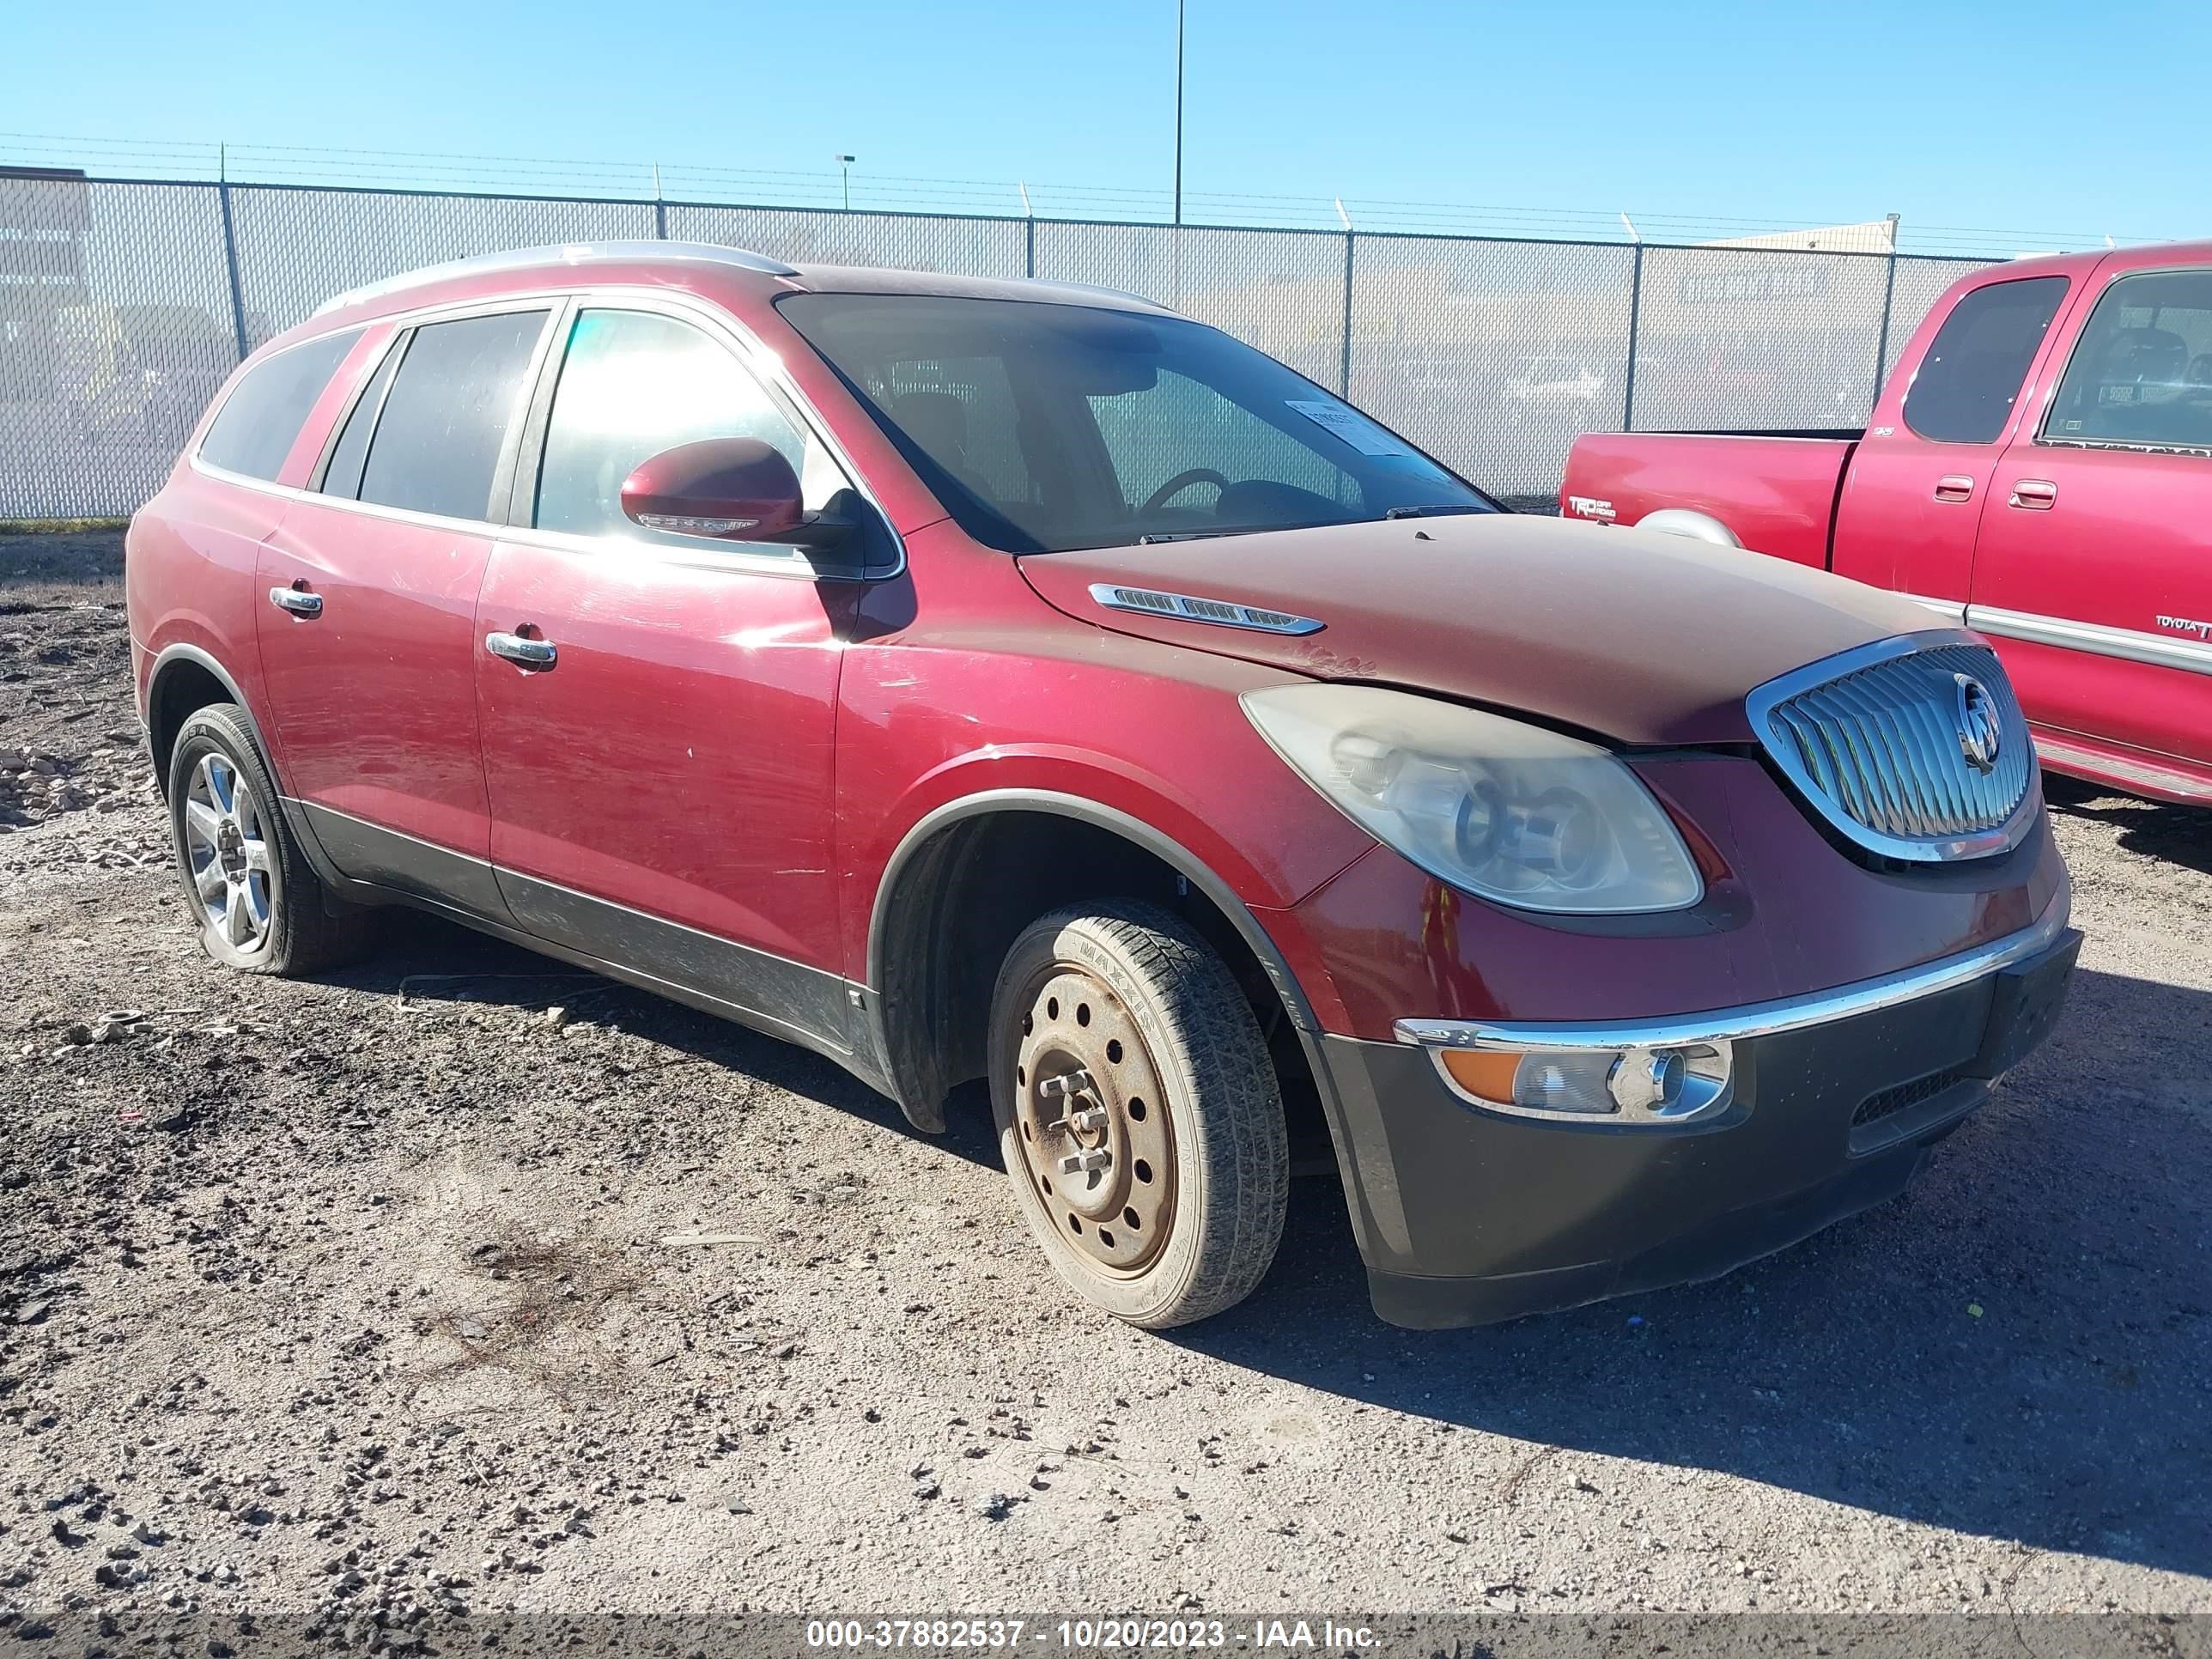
[776,292,1496,554]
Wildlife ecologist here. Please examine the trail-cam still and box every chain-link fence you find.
[0,174,1993,520]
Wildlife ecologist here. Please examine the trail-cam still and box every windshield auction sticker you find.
[1285,399,1410,456]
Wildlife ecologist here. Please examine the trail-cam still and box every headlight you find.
[1241,684,1703,915]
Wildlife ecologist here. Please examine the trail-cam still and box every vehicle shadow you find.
[328,916,2209,1578]
[2045,776,2212,878]
[1181,961,2212,1580]
[324,906,1005,1170]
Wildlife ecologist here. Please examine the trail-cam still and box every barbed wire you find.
[0,130,2153,257]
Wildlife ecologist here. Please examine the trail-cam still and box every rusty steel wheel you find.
[988,901,1288,1328]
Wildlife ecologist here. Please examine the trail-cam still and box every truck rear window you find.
[1902,276,2068,445]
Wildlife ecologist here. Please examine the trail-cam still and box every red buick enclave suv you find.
[125,243,2078,1328]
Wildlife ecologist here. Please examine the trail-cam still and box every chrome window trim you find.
[189,282,907,584]
[1395,893,2071,1054]
[1744,628,2041,864]
[1968,604,2212,678]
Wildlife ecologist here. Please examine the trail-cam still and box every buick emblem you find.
[1954,674,2002,775]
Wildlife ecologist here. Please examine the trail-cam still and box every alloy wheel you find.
[182,751,273,953]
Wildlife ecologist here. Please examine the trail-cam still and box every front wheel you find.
[988,902,1288,1328]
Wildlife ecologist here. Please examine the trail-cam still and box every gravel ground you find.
[1,530,2207,1638]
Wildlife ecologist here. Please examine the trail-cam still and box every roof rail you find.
[311,240,799,317]
[1042,279,1170,311]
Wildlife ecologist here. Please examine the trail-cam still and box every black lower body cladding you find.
[1311,927,2082,1329]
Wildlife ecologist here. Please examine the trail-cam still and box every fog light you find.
[1608,1048,1686,1112]
[1436,1041,1733,1125]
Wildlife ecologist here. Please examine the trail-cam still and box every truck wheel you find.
[166,703,376,975]
[988,901,1288,1328]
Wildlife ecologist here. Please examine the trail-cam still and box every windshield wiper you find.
[1133,524,1292,545]
[1382,503,1488,520]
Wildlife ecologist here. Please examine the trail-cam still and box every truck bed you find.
[1560,430,1860,568]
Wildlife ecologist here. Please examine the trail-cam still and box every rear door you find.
[471,297,878,1052]
[1969,259,2212,789]
[257,302,556,912]
[1830,270,2079,611]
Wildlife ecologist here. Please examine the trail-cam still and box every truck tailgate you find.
[1560,431,1858,568]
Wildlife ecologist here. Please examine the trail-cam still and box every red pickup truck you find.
[1562,240,2212,806]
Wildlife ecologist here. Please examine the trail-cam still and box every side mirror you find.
[619,437,806,543]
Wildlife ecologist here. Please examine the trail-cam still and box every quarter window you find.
[198,328,362,482]
[532,308,832,543]
[356,310,549,521]
[318,337,401,500]
[1901,276,2069,445]
[2044,269,2212,453]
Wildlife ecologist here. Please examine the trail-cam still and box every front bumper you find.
[1310,908,2081,1328]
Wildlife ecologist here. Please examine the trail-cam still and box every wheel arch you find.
[1634,507,1743,548]
[147,643,275,800]
[865,790,1325,1137]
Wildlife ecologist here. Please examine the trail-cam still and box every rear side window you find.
[357,310,549,521]
[2044,269,2212,453]
[1902,276,2068,444]
[198,329,361,482]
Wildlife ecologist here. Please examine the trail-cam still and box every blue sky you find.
[7,0,2206,252]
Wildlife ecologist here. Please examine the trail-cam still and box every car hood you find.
[1015,514,1936,746]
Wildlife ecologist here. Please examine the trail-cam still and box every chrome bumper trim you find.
[1394,894,2071,1054]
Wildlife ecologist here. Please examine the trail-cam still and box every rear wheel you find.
[167,703,375,975]
[988,902,1288,1328]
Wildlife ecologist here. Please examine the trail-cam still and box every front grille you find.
[1748,638,2035,862]
[1851,1067,1969,1127]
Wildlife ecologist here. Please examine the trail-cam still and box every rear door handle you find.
[484,630,556,669]
[1934,475,1975,503]
[268,585,323,617]
[2008,479,2057,509]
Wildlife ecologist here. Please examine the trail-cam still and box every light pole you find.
[1172,0,1184,226]
[835,154,856,211]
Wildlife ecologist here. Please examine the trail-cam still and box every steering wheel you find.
[1141,468,1231,514]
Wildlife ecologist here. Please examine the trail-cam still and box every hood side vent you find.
[1087,583,1324,636]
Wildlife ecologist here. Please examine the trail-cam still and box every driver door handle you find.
[484,630,556,669]
[1934,476,1975,503]
[268,586,323,617]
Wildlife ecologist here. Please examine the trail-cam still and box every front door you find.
[257,304,556,910]
[1830,271,2076,610]
[1970,263,2212,788]
[474,301,866,1051]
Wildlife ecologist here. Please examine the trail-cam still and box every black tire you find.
[988,901,1288,1328]
[166,702,375,975]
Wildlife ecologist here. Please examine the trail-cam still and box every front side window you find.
[778,293,1492,554]
[356,310,549,521]
[2044,269,2212,453]
[198,328,361,482]
[532,308,838,543]
[1900,276,2068,445]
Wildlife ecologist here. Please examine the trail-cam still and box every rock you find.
[974,1492,1018,1521]
[15,1298,49,1324]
